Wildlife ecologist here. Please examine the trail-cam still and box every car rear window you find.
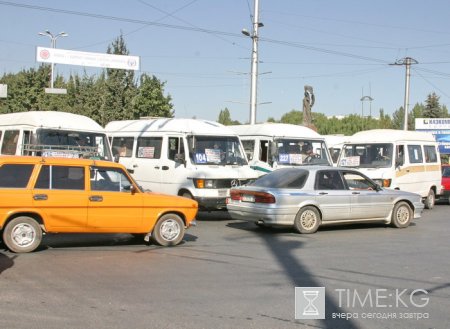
[0,164,34,188]
[251,168,308,188]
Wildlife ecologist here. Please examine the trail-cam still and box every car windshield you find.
[250,168,308,188]
[270,138,331,166]
[339,143,393,168]
[187,135,247,166]
[32,129,112,160]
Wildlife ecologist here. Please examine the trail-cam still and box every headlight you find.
[194,179,216,189]
[373,179,391,187]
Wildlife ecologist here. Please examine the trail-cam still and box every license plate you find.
[241,194,255,203]
[218,189,228,197]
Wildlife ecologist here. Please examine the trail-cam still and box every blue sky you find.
[1,0,450,124]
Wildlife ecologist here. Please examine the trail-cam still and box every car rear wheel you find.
[391,201,412,228]
[294,206,321,234]
[3,216,42,253]
[424,189,435,209]
[152,214,185,246]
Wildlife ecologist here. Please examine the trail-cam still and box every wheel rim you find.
[300,210,317,230]
[11,223,36,248]
[160,219,181,241]
[396,206,410,225]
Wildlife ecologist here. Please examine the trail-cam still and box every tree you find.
[423,92,443,118]
[101,34,137,125]
[218,108,233,125]
[131,74,173,119]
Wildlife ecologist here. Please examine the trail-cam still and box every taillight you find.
[254,192,276,203]
[229,190,276,204]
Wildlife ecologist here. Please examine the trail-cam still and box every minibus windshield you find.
[29,129,113,160]
[188,135,247,166]
[339,143,393,168]
[271,139,331,166]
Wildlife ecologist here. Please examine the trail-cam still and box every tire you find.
[181,191,193,200]
[391,201,412,228]
[2,216,42,253]
[424,189,435,210]
[294,206,321,234]
[152,214,185,246]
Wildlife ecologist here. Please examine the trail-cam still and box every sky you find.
[1,0,450,124]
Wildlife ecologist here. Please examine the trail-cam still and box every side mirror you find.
[114,154,120,163]
[175,153,186,167]
[395,158,404,168]
[130,185,137,195]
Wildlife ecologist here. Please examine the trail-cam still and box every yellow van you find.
[0,156,198,253]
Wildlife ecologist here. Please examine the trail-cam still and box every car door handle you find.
[33,194,48,201]
[133,164,138,168]
[154,166,160,169]
[318,192,328,195]
[352,191,360,195]
[127,168,134,174]
[162,166,169,170]
[89,195,103,202]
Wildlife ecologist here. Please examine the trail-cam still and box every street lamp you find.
[242,0,263,125]
[38,30,68,89]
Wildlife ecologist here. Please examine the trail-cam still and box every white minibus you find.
[229,123,333,175]
[105,118,258,210]
[0,111,112,160]
[323,134,348,165]
[338,129,441,209]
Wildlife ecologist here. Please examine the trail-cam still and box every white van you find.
[323,134,348,165]
[105,118,258,210]
[337,129,441,209]
[229,123,333,175]
[0,111,112,160]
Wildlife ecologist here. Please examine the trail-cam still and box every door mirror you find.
[114,154,120,163]
[175,153,186,167]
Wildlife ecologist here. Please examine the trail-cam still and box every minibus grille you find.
[216,179,252,188]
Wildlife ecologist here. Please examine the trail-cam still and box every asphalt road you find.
[1,202,449,329]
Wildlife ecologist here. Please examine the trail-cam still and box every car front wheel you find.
[294,206,321,234]
[152,214,185,246]
[3,216,42,253]
[391,201,412,228]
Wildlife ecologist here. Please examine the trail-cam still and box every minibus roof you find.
[106,118,238,136]
[0,111,105,133]
[229,123,323,139]
[346,129,437,143]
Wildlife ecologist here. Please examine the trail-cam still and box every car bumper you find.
[227,203,295,226]
[195,197,228,210]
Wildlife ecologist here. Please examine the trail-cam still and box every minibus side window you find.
[136,137,162,159]
[168,137,185,161]
[1,130,20,155]
[112,137,134,158]
[395,145,405,167]
[424,145,437,163]
[241,140,255,160]
[407,144,423,164]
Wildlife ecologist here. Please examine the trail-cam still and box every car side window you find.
[35,165,85,190]
[316,170,345,190]
[0,164,34,188]
[90,166,133,192]
[342,171,375,190]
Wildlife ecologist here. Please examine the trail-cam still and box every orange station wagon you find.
[0,156,198,253]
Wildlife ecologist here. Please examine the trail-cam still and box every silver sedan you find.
[226,166,424,233]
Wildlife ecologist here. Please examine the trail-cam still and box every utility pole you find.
[242,0,263,125]
[390,57,418,130]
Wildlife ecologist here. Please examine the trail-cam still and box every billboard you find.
[415,118,450,154]
[36,47,140,71]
